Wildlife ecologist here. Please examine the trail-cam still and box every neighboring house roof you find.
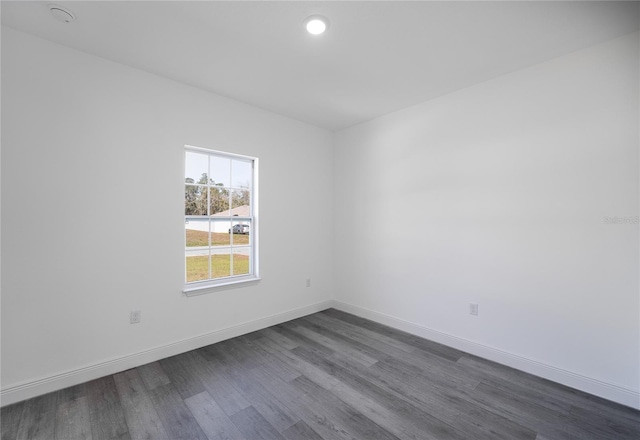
[211,205,250,217]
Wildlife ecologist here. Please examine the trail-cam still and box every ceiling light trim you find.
[48,4,76,23]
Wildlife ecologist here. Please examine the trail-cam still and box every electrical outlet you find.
[130,310,141,324]
[306,278,311,288]
[469,303,479,316]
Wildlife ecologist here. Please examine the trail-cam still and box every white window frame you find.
[183,145,259,296]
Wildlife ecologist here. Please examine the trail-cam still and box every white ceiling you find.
[2,1,638,131]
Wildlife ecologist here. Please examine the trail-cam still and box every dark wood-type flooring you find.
[2,309,639,439]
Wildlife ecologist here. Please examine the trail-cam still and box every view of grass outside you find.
[186,229,249,247]
[186,253,250,282]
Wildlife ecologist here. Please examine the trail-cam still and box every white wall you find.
[334,33,640,407]
[1,27,333,402]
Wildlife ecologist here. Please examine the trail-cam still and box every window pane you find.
[232,159,252,189]
[185,218,209,247]
[210,156,230,187]
[186,255,210,282]
[211,252,231,279]
[233,248,251,276]
[231,220,250,245]
[185,151,208,184]
[209,185,230,215]
[231,189,250,214]
[185,185,207,215]
[210,220,231,246]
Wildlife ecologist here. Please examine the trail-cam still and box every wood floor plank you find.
[158,354,206,400]
[569,404,640,439]
[269,324,334,357]
[257,327,299,350]
[235,335,302,382]
[314,311,626,439]
[290,346,471,440]
[183,350,250,416]
[302,313,415,361]
[210,336,300,383]
[371,357,537,440]
[113,369,169,440]
[374,354,478,395]
[328,379,454,440]
[312,318,479,390]
[234,372,301,433]
[469,381,609,440]
[246,367,357,440]
[59,382,88,401]
[484,379,640,440]
[305,312,415,354]
[1,402,25,440]
[571,392,640,423]
[15,392,57,440]
[184,391,247,440]
[85,376,130,440]
[137,362,171,392]
[298,316,480,391]
[355,355,468,421]
[289,375,400,440]
[229,406,286,440]
[203,343,301,433]
[286,324,378,367]
[321,309,463,361]
[55,396,92,440]
[240,330,264,342]
[147,382,208,440]
[293,343,536,440]
[461,353,640,433]
[257,335,342,390]
[457,355,574,404]
[281,421,324,440]
[211,338,261,370]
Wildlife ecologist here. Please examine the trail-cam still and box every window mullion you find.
[207,155,212,280]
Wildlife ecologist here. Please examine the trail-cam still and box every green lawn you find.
[186,254,250,282]
[186,229,249,247]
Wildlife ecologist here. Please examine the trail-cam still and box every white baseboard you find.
[332,300,640,411]
[0,300,333,407]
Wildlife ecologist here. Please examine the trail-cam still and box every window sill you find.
[183,276,261,297]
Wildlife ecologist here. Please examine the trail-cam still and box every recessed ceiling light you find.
[48,4,76,23]
[304,15,329,35]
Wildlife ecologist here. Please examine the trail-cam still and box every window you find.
[183,146,258,293]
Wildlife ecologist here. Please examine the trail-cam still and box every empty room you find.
[1,1,639,439]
